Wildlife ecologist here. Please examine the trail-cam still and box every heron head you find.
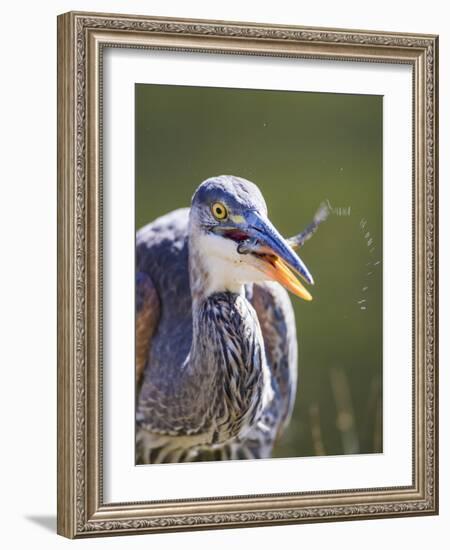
[189,175,314,301]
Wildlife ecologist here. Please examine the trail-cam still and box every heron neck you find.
[188,246,245,309]
[189,289,272,443]
[187,229,272,439]
[188,258,259,374]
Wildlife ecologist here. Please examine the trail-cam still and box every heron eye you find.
[211,202,228,220]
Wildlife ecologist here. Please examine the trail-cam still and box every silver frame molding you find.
[57,11,439,538]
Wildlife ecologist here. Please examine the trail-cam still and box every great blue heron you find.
[136,175,327,464]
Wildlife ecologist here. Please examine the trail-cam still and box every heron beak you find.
[240,212,314,301]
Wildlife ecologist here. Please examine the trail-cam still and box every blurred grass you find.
[136,83,383,458]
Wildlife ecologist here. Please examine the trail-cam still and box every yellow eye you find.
[211,202,228,220]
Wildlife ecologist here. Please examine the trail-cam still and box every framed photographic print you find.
[57,11,439,538]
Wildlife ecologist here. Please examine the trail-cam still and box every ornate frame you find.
[57,11,439,538]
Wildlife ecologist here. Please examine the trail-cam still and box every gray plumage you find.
[135,176,319,464]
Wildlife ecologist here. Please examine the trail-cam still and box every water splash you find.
[357,218,381,311]
[314,205,380,314]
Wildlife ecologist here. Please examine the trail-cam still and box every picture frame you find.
[57,11,439,538]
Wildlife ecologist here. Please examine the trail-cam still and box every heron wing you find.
[136,271,160,387]
[135,208,198,436]
[249,281,298,438]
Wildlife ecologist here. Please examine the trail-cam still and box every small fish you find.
[288,202,330,249]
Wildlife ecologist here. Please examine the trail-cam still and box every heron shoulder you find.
[136,207,191,306]
[137,207,190,248]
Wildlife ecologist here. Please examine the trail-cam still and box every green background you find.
[136,83,383,458]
